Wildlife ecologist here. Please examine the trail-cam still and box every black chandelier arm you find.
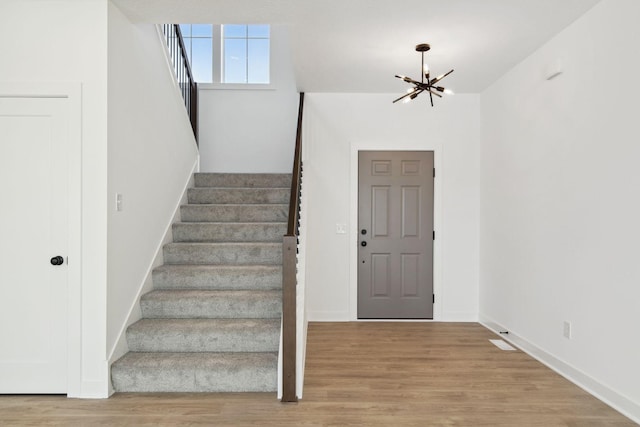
[395,75,421,85]
[392,88,419,104]
[430,69,454,85]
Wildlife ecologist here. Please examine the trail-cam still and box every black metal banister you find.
[281,92,304,403]
[162,24,198,144]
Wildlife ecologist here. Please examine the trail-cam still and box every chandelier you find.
[393,43,454,106]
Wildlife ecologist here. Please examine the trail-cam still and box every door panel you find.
[372,186,390,237]
[401,186,420,237]
[371,254,391,297]
[401,254,420,297]
[0,97,68,393]
[358,151,434,319]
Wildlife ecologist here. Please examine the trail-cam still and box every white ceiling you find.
[112,0,601,93]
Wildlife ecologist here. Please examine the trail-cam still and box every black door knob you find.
[361,229,367,235]
[50,256,64,266]
[361,241,367,247]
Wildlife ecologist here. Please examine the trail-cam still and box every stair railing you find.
[281,92,304,403]
[162,24,198,144]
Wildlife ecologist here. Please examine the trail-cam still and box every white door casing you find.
[350,141,443,321]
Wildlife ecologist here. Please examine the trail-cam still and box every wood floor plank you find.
[0,322,634,426]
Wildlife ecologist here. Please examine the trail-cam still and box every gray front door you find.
[358,151,434,319]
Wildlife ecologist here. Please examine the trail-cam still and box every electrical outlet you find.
[563,321,572,339]
[115,193,123,212]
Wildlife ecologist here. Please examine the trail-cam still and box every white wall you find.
[480,0,640,418]
[303,93,480,321]
[0,0,109,397]
[107,3,199,368]
[198,25,299,173]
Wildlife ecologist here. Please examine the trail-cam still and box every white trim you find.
[198,83,276,91]
[308,310,351,322]
[349,142,444,321]
[79,379,109,399]
[0,82,83,397]
[212,25,222,84]
[277,318,283,400]
[480,314,640,424]
[442,311,479,322]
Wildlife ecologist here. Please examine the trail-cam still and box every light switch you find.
[336,223,347,234]
[116,193,123,212]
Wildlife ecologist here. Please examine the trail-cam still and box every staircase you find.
[111,173,290,392]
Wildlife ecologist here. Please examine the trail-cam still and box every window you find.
[177,24,270,85]
[222,25,270,84]
[178,24,213,83]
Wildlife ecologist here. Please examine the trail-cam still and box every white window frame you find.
[200,24,274,91]
[178,24,215,84]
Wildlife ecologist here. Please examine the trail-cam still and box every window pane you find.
[224,24,247,38]
[248,39,269,83]
[224,39,247,83]
[191,24,212,37]
[248,25,269,38]
[191,38,213,83]
[178,24,191,37]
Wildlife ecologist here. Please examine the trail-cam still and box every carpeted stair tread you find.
[140,290,282,319]
[188,188,290,204]
[195,173,291,189]
[163,242,282,265]
[111,352,277,392]
[127,318,280,352]
[172,222,287,242]
[180,204,288,223]
[152,265,282,290]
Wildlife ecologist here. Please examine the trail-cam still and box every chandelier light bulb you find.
[443,88,454,95]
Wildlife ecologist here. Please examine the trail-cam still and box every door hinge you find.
[433,231,435,240]
[433,294,435,304]
[433,168,436,178]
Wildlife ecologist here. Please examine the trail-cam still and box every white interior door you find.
[0,97,68,393]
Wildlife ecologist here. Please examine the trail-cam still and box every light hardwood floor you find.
[0,322,634,426]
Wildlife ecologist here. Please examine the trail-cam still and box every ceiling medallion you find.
[394,43,454,106]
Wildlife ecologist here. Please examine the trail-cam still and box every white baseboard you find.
[66,380,109,399]
[479,314,640,424]
[307,310,350,322]
[441,311,479,322]
[307,311,479,322]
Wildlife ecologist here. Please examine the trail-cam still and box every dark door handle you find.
[361,241,367,247]
[361,229,367,235]
[50,256,64,266]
